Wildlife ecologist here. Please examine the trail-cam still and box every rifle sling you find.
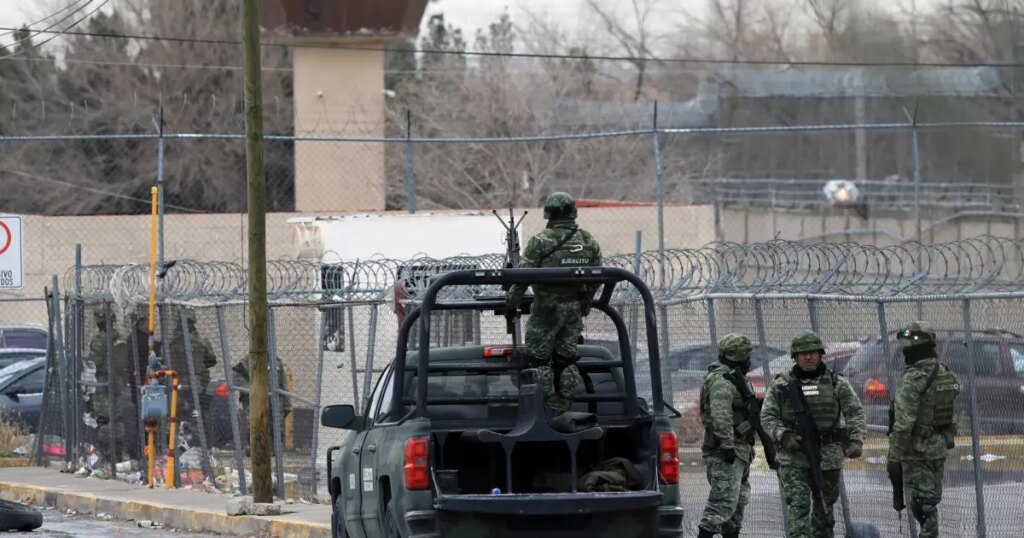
[536,227,579,263]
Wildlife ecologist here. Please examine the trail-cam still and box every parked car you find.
[843,329,1024,435]
[0,357,47,432]
[0,324,48,351]
[0,348,48,370]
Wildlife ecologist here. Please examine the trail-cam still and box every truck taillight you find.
[865,377,889,401]
[658,432,679,485]
[404,438,430,490]
[483,346,517,357]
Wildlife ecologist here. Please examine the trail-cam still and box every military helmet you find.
[898,321,936,348]
[543,192,577,220]
[718,333,753,364]
[93,308,115,326]
[790,330,825,356]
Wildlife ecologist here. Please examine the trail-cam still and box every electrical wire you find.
[0,24,1020,68]
[0,0,91,39]
[2,169,204,213]
[0,0,110,62]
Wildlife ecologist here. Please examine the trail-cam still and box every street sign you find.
[0,216,23,289]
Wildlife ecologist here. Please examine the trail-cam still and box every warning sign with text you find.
[0,216,24,289]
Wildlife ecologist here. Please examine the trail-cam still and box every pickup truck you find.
[321,268,684,538]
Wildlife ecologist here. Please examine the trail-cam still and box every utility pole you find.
[242,0,272,503]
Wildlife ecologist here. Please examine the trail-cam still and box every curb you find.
[0,480,330,538]
[0,457,32,468]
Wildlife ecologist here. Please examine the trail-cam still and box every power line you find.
[0,0,111,62]
[2,169,204,213]
[0,0,91,39]
[2,0,96,51]
[1,24,1020,68]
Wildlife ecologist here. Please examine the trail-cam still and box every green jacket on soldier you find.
[700,334,757,464]
[888,322,961,463]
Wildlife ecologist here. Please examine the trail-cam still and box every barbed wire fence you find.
[18,238,1022,536]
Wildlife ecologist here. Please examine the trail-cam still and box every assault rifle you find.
[494,203,527,353]
[887,402,905,513]
[786,378,828,516]
[726,370,779,470]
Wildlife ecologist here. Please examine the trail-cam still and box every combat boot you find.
[721,532,739,538]
[696,528,716,538]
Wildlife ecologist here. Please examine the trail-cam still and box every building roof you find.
[714,66,1003,98]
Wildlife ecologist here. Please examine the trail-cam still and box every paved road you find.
[35,509,226,537]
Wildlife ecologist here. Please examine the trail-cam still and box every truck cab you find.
[322,267,683,538]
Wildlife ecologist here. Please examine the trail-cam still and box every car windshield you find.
[0,358,42,386]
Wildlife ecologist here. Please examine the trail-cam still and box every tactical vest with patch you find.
[782,373,840,432]
[917,365,960,429]
[540,229,599,268]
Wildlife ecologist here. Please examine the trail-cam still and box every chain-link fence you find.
[15,238,1024,536]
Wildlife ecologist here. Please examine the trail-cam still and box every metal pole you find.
[652,102,666,282]
[807,299,854,536]
[178,308,214,485]
[51,275,72,468]
[267,308,287,499]
[657,305,674,405]
[961,299,987,537]
[156,106,165,269]
[405,109,416,214]
[876,302,919,538]
[347,306,361,412]
[216,305,248,496]
[630,231,642,362]
[309,312,328,499]
[103,303,118,478]
[706,298,718,349]
[362,305,380,410]
[754,299,790,533]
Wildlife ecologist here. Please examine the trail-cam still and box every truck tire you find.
[383,500,402,538]
[332,496,348,538]
[0,499,43,532]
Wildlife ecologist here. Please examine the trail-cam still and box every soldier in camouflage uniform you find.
[697,334,756,538]
[887,321,960,538]
[88,309,136,463]
[168,308,219,444]
[506,192,602,414]
[761,331,866,538]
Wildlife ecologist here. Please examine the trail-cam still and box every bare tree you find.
[583,0,664,101]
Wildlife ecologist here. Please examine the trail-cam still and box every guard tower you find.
[260,0,428,212]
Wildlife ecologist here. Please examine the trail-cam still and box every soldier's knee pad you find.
[910,497,938,524]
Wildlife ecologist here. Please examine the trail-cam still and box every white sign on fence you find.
[0,216,24,289]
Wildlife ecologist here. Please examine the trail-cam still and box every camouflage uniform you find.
[506,192,602,413]
[88,309,137,462]
[168,308,219,442]
[697,334,756,538]
[761,331,866,538]
[233,356,292,421]
[887,322,960,538]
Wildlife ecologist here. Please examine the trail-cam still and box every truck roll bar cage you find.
[387,267,667,420]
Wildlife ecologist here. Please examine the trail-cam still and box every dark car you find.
[0,357,47,433]
[0,324,48,351]
[843,329,1024,435]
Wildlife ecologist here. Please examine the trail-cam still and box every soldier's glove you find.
[782,431,803,452]
[844,440,863,459]
[505,293,521,312]
[720,447,736,465]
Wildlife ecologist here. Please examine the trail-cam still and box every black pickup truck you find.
[321,268,684,538]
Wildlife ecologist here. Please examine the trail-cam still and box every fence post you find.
[156,106,165,268]
[103,303,118,479]
[267,308,287,499]
[346,306,362,412]
[652,102,665,279]
[961,299,987,538]
[50,274,72,468]
[309,311,329,500]
[753,298,791,532]
[405,109,416,214]
[215,305,248,496]
[807,298,855,536]
[178,307,214,485]
[706,297,717,348]
[630,231,642,361]
[876,301,919,537]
